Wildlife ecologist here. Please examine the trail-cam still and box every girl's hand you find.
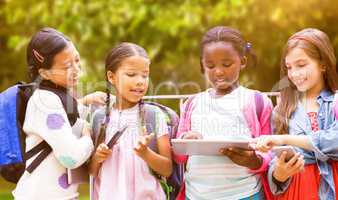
[181,131,203,140]
[220,147,262,170]
[78,91,107,106]
[273,152,304,182]
[92,143,112,164]
[251,135,285,152]
[134,133,155,158]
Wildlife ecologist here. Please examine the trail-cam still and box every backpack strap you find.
[143,103,160,153]
[39,80,79,126]
[145,101,179,137]
[24,141,49,160]
[17,83,53,173]
[182,96,195,121]
[143,101,180,149]
[254,91,264,123]
[26,143,52,173]
[177,95,196,139]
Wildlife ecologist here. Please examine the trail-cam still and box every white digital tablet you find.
[171,138,254,156]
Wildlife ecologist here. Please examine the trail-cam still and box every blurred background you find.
[1,0,338,199]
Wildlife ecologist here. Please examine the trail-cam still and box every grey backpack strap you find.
[146,101,179,139]
[143,104,159,153]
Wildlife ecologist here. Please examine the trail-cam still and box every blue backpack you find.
[92,101,184,200]
[0,83,53,183]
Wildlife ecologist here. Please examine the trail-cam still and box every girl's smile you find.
[285,48,325,96]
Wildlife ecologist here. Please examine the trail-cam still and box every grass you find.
[0,178,90,200]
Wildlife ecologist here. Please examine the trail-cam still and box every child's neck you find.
[114,97,138,111]
[300,83,325,112]
[213,83,239,96]
[301,82,325,101]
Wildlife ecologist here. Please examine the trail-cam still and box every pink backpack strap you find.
[174,95,197,200]
[182,95,195,121]
[248,91,274,200]
[176,95,196,139]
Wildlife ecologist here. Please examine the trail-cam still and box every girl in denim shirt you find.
[253,28,338,200]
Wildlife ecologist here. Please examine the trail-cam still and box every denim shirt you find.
[268,89,338,200]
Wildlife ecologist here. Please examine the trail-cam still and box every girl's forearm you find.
[141,149,173,177]
[282,135,313,150]
[88,158,102,177]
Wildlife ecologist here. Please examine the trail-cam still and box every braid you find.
[105,83,111,123]
[94,82,111,149]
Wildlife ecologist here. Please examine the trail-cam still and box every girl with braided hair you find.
[89,42,173,200]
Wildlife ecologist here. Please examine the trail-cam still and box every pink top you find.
[93,104,168,200]
[307,112,319,132]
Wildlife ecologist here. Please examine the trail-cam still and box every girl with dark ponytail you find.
[13,27,106,200]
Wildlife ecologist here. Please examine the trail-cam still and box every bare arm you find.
[253,135,313,152]
[134,134,173,177]
[280,135,313,150]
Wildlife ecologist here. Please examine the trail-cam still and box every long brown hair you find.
[274,28,338,134]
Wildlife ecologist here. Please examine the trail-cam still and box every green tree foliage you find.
[1,0,337,96]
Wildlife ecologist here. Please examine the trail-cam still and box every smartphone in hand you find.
[272,146,296,161]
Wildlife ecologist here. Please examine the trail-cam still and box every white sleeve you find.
[23,90,94,169]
